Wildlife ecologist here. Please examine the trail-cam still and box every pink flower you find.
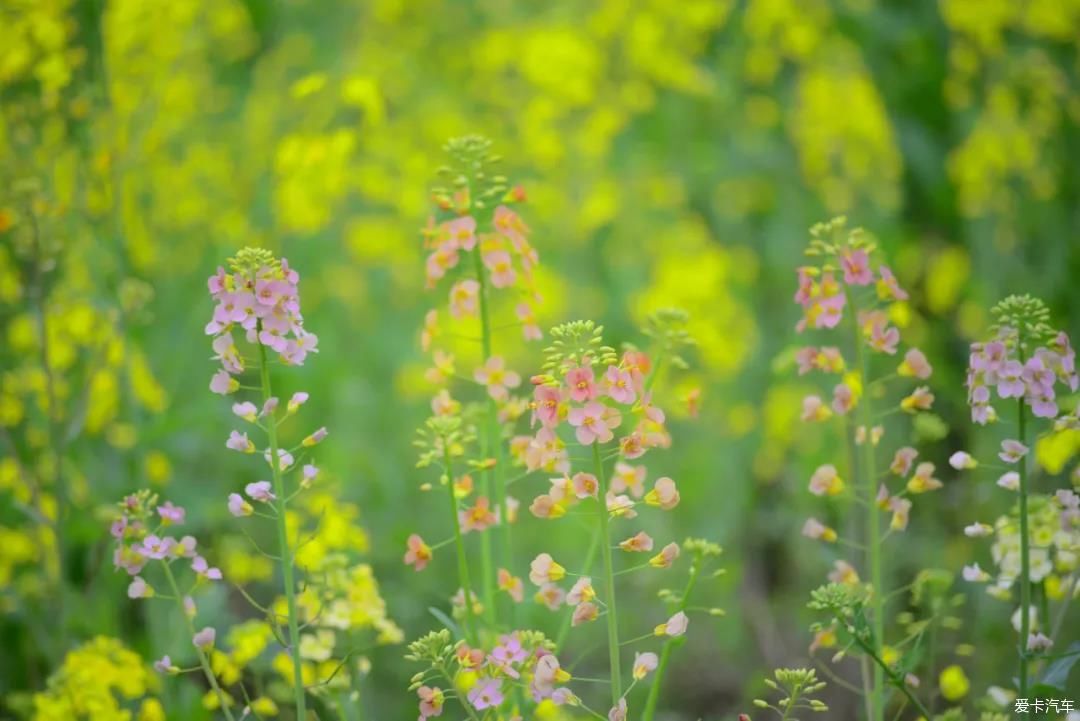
[245,481,275,502]
[656,610,688,637]
[808,464,844,496]
[801,394,833,422]
[571,472,599,499]
[529,553,566,585]
[461,497,497,533]
[264,448,295,470]
[899,348,932,379]
[417,686,445,718]
[516,303,542,341]
[608,698,627,721]
[228,493,253,517]
[620,530,655,552]
[567,577,595,605]
[606,493,638,519]
[444,216,477,251]
[128,576,151,599]
[226,431,255,453]
[869,321,900,355]
[157,502,185,525]
[568,401,619,445]
[302,427,328,447]
[611,462,645,497]
[533,654,569,694]
[890,447,918,476]
[210,370,238,395]
[565,366,598,403]
[604,365,636,404]
[633,652,658,680]
[572,602,599,626]
[877,265,908,301]
[153,656,174,674]
[467,678,504,710]
[644,477,680,510]
[137,535,175,560]
[404,534,432,571]
[498,569,524,601]
[192,556,222,581]
[231,401,257,422]
[484,250,517,288]
[192,627,216,650]
[962,563,990,582]
[832,383,856,415]
[964,522,993,537]
[535,583,565,610]
[841,248,873,285]
[532,385,562,428]
[997,471,1020,491]
[475,356,521,402]
[649,542,680,568]
[449,279,480,319]
[999,439,1028,464]
[948,451,977,470]
[287,391,309,413]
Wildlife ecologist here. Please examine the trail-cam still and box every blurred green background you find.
[2,0,1079,718]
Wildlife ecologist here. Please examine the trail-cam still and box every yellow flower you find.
[938,664,970,701]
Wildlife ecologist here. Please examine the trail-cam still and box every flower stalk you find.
[258,342,307,720]
[443,440,477,643]
[1016,395,1031,697]
[594,443,622,704]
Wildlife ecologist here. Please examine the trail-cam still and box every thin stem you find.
[642,556,701,721]
[594,443,622,704]
[556,524,601,651]
[444,443,477,643]
[852,624,932,720]
[258,343,307,720]
[852,295,884,721]
[1016,396,1031,698]
[471,247,499,626]
[162,562,237,721]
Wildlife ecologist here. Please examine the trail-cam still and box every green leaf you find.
[1037,641,1080,692]
[427,606,462,640]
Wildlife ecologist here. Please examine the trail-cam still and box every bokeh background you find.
[2,0,1079,718]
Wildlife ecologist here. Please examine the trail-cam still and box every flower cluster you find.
[965,295,1078,424]
[207,247,318,395]
[792,218,943,720]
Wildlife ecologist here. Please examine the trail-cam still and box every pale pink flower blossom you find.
[475,356,521,402]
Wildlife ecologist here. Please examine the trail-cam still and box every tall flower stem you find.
[1016,396,1031,697]
[258,344,307,720]
[471,247,499,625]
[851,299,884,721]
[162,562,237,721]
[443,442,477,644]
[641,554,700,721]
[594,443,622,705]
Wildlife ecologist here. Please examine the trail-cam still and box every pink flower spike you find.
[192,627,216,650]
[156,502,185,525]
[245,481,275,502]
[228,493,253,517]
[999,439,1028,464]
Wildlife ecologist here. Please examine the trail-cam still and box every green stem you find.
[853,626,932,720]
[1017,397,1031,698]
[258,344,307,720]
[471,247,498,626]
[852,297,884,721]
[444,443,477,643]
[779,681,803,721]
[641,556,701,721]
[593,443,622,704]
[162,562,237,721]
